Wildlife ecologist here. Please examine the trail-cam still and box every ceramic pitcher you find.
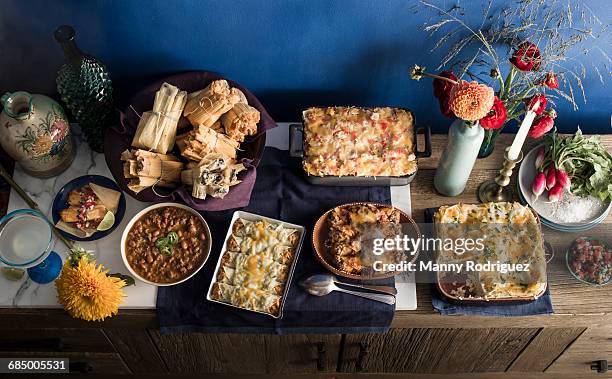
[434,119,484,196]
[0,91,75,178]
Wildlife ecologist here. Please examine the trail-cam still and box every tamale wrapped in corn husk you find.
[230,88,248,104]
[183,80,241,128]
[177,126,239,161]
[132,83,187,154]
[181,153,245,200]
[127,177,177,194]
[121,149,183,194]
[220,103,260,142]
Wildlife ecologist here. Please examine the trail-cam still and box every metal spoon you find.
[300,273,397,296]
[299,277,396,305]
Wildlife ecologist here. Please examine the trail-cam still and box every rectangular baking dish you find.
[205,211,306,318]
[288,108,431,186]
[433,206,548,303]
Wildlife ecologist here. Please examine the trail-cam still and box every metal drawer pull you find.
[356,341,369,372]
[591,360,608,373]
[316,342,326,371]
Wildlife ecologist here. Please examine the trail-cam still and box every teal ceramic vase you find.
[434,119,484,196]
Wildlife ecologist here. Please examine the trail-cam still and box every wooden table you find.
[0,134,610,378]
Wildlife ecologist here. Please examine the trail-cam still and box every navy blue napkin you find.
[424,208,553,316]
[157,148,396,334]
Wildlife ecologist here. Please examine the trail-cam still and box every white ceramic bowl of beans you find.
[120,202,212,286]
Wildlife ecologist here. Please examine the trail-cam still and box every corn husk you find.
[121,149,183,194]
[210,120,224,134]
[220,103,260,142]
[177,126,239,162]
[132,83,187,154]
[230,88,248,104]
[183,80,241,128]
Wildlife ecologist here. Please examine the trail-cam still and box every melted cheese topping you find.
[435,202,546,299]
[213,218,299,315]
[302,107,417,177]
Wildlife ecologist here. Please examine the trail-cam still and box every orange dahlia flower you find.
[448,80,495,122]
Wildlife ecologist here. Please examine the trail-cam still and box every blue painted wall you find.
[1,0,610,133]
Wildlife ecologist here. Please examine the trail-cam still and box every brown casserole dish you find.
[433,202,548,302]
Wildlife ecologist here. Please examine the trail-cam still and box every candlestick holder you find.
[477,147,523,203]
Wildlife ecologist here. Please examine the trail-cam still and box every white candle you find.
[508,100,540,161]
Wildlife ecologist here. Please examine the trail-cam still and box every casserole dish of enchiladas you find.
[434,202,548,302]
[289,106,431,186]
[206,211,305,318]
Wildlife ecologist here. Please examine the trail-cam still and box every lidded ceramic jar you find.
[0,91,75,177]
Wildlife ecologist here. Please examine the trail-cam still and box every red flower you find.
[528,110,557,138]
[51,119,69,142]
[432,71,457,118]
[479,96,507,130]
[541,72,559,89]
[527,94,547,115]
[510,41,542,71]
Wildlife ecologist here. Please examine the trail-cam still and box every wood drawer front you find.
[508,327,586,372]
[104,329,168,374]
[0,329,114,353]
[547,324,612,376]
[149,332,341,374]
[340,328,539,373]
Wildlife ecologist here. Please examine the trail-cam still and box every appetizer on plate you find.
[56,183,121,238]
[302,107,417,177]
[209,216,302,317]
[325,203,404,275]
[434,202,547,300]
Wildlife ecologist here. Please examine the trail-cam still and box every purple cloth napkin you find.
[104,71,277,211]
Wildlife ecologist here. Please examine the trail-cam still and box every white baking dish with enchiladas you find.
[206,211,305,318]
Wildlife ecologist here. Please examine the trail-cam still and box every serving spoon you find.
[299,276,396,305]
[300,273,397,296]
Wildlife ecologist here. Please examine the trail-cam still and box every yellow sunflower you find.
[55,252,126,322]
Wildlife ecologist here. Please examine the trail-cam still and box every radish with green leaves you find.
[530,128,612,202]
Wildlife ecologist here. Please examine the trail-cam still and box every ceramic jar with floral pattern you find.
[0,91,75,177]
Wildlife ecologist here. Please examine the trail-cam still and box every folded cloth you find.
[424,208,554,316]
[157,147,396,334]
[431,286,553,316]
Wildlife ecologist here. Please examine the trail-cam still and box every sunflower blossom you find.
[448,80,494,122]
[55,256,126,321]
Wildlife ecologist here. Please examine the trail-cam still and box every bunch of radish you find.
[531,128,612,203]
[531,146,571,202]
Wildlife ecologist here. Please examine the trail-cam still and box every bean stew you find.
[125,206,209,284]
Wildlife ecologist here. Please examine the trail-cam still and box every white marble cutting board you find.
[0,123,416,310]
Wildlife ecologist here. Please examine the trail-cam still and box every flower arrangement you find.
[411,0,607,157]
[55,248,127,321]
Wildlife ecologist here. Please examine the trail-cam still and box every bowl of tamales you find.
[104,71,277,211]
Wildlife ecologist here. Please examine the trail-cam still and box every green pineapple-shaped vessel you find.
[54,25,114,152]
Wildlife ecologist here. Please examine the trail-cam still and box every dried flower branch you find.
[417,0,608,115]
